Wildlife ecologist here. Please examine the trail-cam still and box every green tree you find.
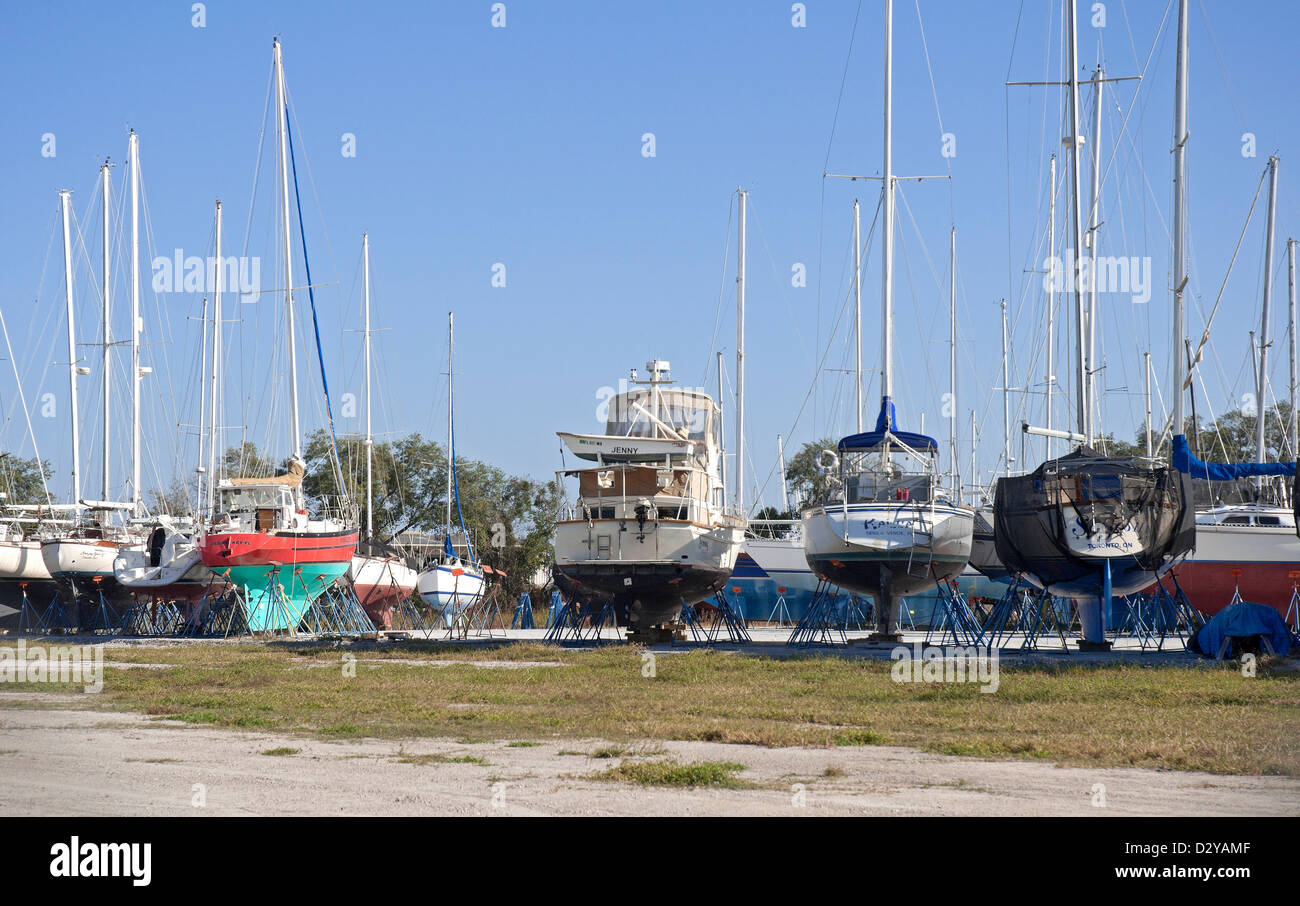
[148,477,194,517]
[783,437,841,508]
[300,429,563,600]
[221,441,275,479]
[1204,402,1294,463]
[0,452,52,506]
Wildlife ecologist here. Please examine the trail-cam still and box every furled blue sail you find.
[1172,434,1295,481]
[837,397,939,453]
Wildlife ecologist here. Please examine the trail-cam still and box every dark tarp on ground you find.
[1190,600,1294,658]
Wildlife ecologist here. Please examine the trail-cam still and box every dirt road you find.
[1,703,1296,816]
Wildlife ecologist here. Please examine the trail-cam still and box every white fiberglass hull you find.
[0,540,53,582]
[1164,507,1300,618]
[742,535,820,595]
[802,501,973,635]
[351,554,419,628]
[416,562,485,621]
[114,545,216,599]
[40,538,123,582]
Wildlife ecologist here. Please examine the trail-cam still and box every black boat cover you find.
[993,446,1195,587]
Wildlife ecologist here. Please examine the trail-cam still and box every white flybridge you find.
[800,0,973,640]
[348,234,418,627]
[552,357,745,635]
[416,312,486,624]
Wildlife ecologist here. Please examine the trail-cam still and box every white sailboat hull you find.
[114,540,217,600]
[416,563,485,618]
[802,501,974,598]
[0,540,53,582]
[40,538,123,581]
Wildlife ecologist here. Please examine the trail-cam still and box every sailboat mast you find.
[717,351,727,504]
[736,187,746,515]
[880,0,895,411]
[59,189,81,506]
[273,38,303,476]
[1289,238,1297,458]
[1065,0,1089,445]
[1171,0,1189,441]
[777,434,789,512]
[1001,299,1010,476]
[1046,153,1057,459]
[363,233,373,539]
[1256,155,1279,464]
[197,292,209,514]
[1144,351,1153,456]
[100,162,111,502]
[446,311,454,535]
[1086,66,1103,437]
[129,131,141,514]
[949,227,957,490]
[854,198,863,433]
[207,200,222,517]
[969,409,977,505]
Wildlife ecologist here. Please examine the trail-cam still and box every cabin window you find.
[1085,474,1124,500]
[1256,516,1281,526]
[1222,515,1250,525]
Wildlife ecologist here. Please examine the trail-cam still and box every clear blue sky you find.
[1,0,1297,511]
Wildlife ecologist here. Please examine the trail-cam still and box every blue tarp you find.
[1173,434,1294,481]
[1190,601,1294,658]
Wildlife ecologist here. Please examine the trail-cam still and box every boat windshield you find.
[218,486,292,512]
[605,390,715,442]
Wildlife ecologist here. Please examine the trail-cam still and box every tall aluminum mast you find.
[854,198,863,433]
[59,190,82,506]
[1086,66,1104,438]
[1256,155,1279,464]
[207,200,222,516]
[273,38,303,488]
[1001,299,1011,476]
[1065,0,1089,445]
[363,233,373,539]
[1144,351,1153,456]
[1045,153,1057,459]
[717,351,727,505]
[736,187,746,515]
[1289,238,1297,458]
[1171,0,1189,442]
[100,162,112,501]
[128,131,142,514]
[880,0,895,415]
[949,228,957,491]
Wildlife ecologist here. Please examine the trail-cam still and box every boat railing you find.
[310,494,360,526]
[559,495,720,526]
[746,518,802,541]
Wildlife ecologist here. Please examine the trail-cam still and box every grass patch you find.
[260,747,299,757]
[9,640,1299,776]
[591,759,752,789]
[395,752,488,766]
[506,741,540,748]
[833,729,886,746]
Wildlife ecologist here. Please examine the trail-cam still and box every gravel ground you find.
[1,704,1296,816]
